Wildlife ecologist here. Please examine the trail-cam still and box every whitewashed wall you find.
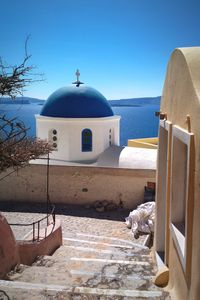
[36,115,120,162]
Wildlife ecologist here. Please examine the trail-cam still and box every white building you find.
[36,75,120,163]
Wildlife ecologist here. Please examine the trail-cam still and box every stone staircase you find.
[0,231,171,299]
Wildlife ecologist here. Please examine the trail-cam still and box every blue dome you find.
[40,85,114,118]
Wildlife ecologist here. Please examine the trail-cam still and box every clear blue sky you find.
[1,0,200,100]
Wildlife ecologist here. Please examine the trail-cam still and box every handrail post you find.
[37,221,40,241]
[46,153,50,225]
[53,211,55,224]
[33,223,35,242]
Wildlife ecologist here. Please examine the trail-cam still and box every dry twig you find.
[0,115,52,172]
[0,36,44,98]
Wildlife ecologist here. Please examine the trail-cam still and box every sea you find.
[0,102,160,146]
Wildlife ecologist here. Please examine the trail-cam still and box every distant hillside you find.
[0,97,44,104]
[0,96,161,107]
[108,96,161,107]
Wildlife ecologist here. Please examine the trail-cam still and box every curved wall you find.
[36,115,120,162]
[157,47,200,300]
[0,213,19,279]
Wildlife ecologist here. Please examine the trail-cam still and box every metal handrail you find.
[9,204,56,242]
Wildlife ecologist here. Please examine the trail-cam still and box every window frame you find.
[170,125,194,283]
[155,120,172,266]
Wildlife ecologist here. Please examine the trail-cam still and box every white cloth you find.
[125,202,155,235]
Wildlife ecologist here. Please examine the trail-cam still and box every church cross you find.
[72,69,84,87]
[76,69,80,82]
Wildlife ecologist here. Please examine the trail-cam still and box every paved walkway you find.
[0,202,146,244]
[0,202,170,299]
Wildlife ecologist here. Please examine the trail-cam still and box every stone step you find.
[52,244,153,263]
[62,237,150,256]
[63,232,148,248]
[0,280,171,300]
[62,234,148,250]
[3,229,170,298]
[8,268,157,290]
[8,256,156,287]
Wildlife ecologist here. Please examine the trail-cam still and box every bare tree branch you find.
[0,36,44,98]
[0,38,52,174]
[0,115,52,172]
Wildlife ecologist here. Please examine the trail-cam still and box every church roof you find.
[40,85,114,118]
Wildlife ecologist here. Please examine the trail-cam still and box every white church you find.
[36,70,120,163]
[35,70,156,168]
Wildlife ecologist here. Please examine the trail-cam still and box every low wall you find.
[18,219,62,265]
[0,214,62,279]
[0,164,156,209]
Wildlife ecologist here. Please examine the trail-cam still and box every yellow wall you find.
[128,137,158,149]
[157,47,200,300]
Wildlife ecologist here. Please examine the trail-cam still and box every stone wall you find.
[0,164,156,209]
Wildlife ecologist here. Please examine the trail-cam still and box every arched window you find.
[82,129,92,152]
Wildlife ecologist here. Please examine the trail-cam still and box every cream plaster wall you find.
[157,47,200,300]
[36,115,120,162]
[0,164,155,209]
